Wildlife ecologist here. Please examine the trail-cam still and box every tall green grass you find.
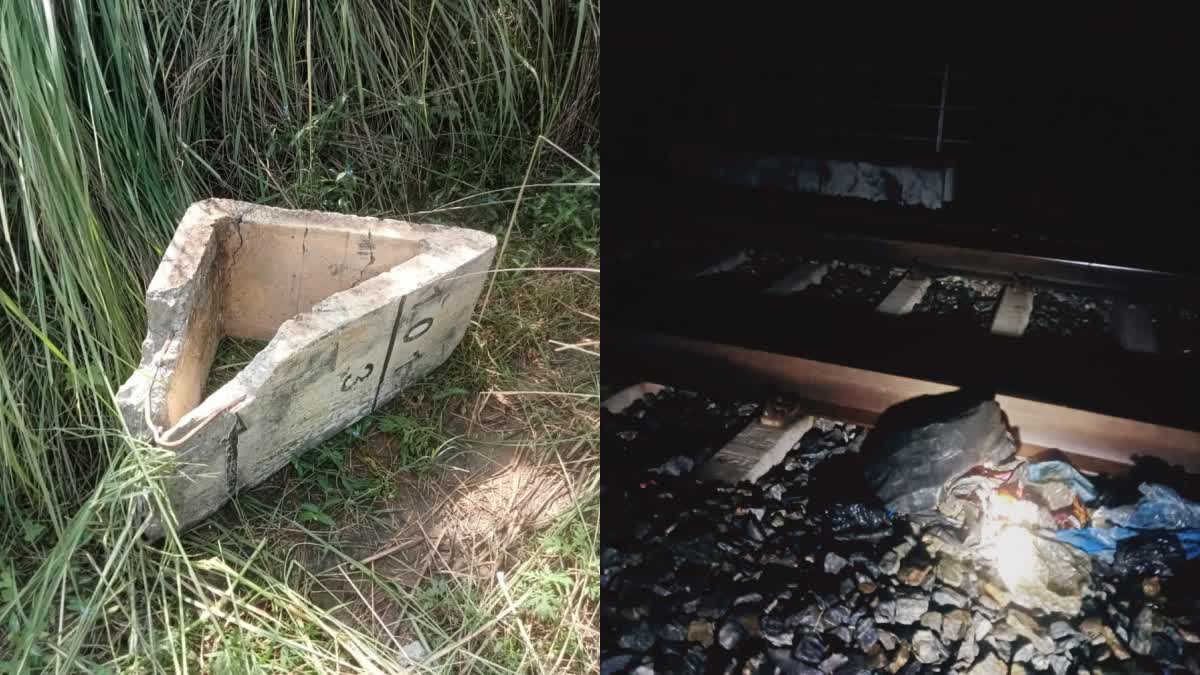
[0,0,597,669]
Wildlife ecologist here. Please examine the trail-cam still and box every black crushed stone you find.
[802,260,907,308]
[1025,289,1115,341]
[912,275,1004,330]
[694,249,824,295]
[1151,303,1200,358]
[602,401,1200,675]
[602,387,760,487]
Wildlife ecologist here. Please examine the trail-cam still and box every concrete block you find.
[991,284,1035,337]
[602,382,667,414]
[693,250,750,278]
[763,262,829,296]
[876,270,931,315]
[1112,303,1158,353]
[116,199,496,536]
[698,416,814,483]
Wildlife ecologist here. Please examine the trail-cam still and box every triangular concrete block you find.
[116,199,496,536]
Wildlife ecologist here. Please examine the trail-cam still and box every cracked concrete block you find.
[116,199,496,536]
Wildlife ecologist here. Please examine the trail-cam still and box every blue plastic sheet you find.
[1094,483,1200,530]
[1177,530,1200,557]
[1055,482,1200,563]
[1026,460,1098,504]
[1055,526,1138,561]
[1056,527,1200,563]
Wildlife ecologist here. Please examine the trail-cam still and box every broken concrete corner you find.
[115,199,496,537]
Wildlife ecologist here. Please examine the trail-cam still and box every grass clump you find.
[0,0,598,671]
[204,337,270,398]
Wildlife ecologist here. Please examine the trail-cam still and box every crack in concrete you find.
[352,229,376,288]
[224,203,260,272]
[227,215,246,268]
[143,328,179,433]
[296,227,310,316]
[226,412,245,496]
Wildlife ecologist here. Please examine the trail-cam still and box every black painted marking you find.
[371,296,407,410]
[340,363,375,391]
[391,350,423,388]
[404,317,433,342]
[226,413,246,496]
[413,284,448,313]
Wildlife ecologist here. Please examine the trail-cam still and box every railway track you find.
[606,235,1200,472]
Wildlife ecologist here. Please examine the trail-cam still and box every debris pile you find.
[602,390,1200,674]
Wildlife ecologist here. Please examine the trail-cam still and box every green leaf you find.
[0,568,16,604]
[432,386,469,401]
[341,477,373,492]
[20,520,45,544]
[297,503,335,527]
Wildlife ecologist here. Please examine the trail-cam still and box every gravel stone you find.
[936,557,965,588]
[974,616,994,641]
[966,652,1007,675]
[894,596,930,625]
[1013,642,1037,662]
[874,600,896,624]
[795,634,826,664]
[820,652,849,674]
[942,609,970,642]
[717,617,745,650]
[620,622,656,651]
[898,564,931,586]
[825,552,849,575]
[933,586,968,608]
[879,550,901,576]
[1007,609,1055,655]
[912,629,948,664]
[601,653,636,675]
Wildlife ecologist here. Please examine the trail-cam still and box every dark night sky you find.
[606,2,1199,248]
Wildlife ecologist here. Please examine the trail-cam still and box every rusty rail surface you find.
[607,323,1200,474]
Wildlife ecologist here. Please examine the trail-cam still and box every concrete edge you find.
[116,200,497,439]
[197,198,498,252]
[174,245,494,434]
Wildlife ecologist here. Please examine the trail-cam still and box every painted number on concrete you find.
[404,317,433,342]
[340,363,375,391]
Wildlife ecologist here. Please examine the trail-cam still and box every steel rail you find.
[613,173,1200,293]
[788,232,1199,300]
[606,323,1200,474]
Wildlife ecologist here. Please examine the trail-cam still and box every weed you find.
[288,419,385,518]
[375,412,453,473]
[204,337,270,398]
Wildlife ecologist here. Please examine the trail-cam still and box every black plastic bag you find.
[1112,533,1187,578]
[812,501,892,540]
[861,389,1016,514]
